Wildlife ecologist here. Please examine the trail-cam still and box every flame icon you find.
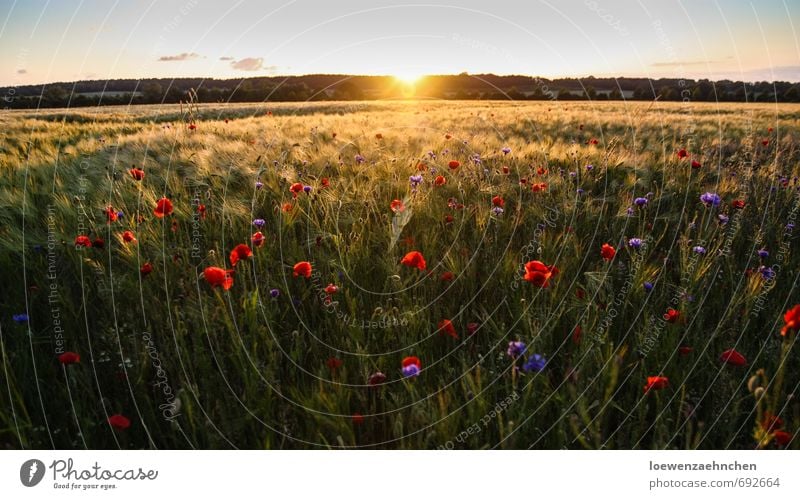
[20,459,45,487]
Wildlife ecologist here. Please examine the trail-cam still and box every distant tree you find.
[142,82,163,103]
[609,88,622,100]
[783,86,799,102]
[585,86,597,100]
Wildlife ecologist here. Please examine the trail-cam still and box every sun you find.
[394,71,425,85]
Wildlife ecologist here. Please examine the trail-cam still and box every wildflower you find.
[781,304,800,336]
[437,319,458,339]
[281,203,293,213]
[203,267,234,290]
[105,206,118,222]
[154,197,173,218]
[354,154,365,164]
[375,133,383,139]
[719,348,747,366]
[326,357,343,371]
[122,231,136,243]
[401,356,421,377]
[368,371,387,386]
[12,314,29,324]
[324,284,339,295]
[758,249,769,259]
[773,431,792,446]
[269,288,280,298]
[320,177,330,188]
[522,353,547,373]
[58,351,80,365]
[502,147,511,155]
[293,261,312,279]
[634,197,648,207]
[507,340,527,358]
[434,175,446,186]
[400,251,426,271]
[140,262,153,276]
[664,308,680,323]
[75,235,92,247]
[523,260,558,287]
[586,164,594,172]
[643,376,669,394]
[290,182,303,198]
[440,271,454,281]
[600,243,616,261]
[390,199,405,213]
[531,182,547,192]
[303,185,312,194]
[491,206,504,216]
[255,181,263,190]
[678,346,693,356]
[251,232,265,247]
[644,282,654,292]
[677,149,688,159]
[731,200,745,209]
[492,195,505,207]
[718,214,729,225]
[466,322,479,335]
[252,218,266,228]
[409,175,423,188]
[628,238,643,249]
[448,160,460,170]
[108,414,131,430]
[188,123,197,130]
[700,192,721,207]
[691,160,701,169]
[693,246,706,255]
[129,168,145,180]
[229,244,253,267]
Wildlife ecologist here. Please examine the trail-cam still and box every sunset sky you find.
[1,0,799,86]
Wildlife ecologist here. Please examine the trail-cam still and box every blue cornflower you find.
[586,164,594,171]
[759,266,775,280]
[491,206,504,216]
[355,154,365,164]
[501,147,511,155]
[507,340,527,358]
[700,192,721,207]
[693,246,706,255]
[269,289,280,298]
[252,218,266,228]
[409,175,423,188]
[522,353,547,373]
[718,214,729,225]
[634,197,648,207]
[303,185,312,193]
[758,249,769,258]
[577,188,585,195]
[628,238,643,249]
[643,282,654,292]
[402,364,420,377]
[255,181,264,190]
[12,314,29,324]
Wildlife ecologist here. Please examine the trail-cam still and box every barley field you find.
[1,99,799,449]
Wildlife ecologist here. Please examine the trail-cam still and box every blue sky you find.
[1,0,798,85]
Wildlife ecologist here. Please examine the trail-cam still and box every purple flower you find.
[569,171,577,178]
[758,249,769,258]
[507,340,527,358]
[355,154,365,164]
[628,238,643,249]
[700,192,721,207]
[522,353,547,373]
[643,282,653,292]
[252,218,266,228]
[117,211,124,219]
[692,246,706,255]
[269,288,280,298]
[501,147,511,155]
[634,197,648,207]
[303,185,312,193]
[586,164,594,171]
[12,313,29,324]
[718,214,729,225]
[402,364,420,377]
[577,188,585,195]
[409,175,423,188]
[255,181,264,190]
[788,223,795,230]
[626,207,634,216]
[491,206,504,216]
[759,266,775,280]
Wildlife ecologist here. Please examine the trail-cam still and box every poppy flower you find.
[129,168,145,180]
[448,160,460,170]
[105,206,118,223]
[140,262,153,276]
[92,237,104,249]
[400,251,426,271]
[197,204,206,220]
[678,346,693,356]
[677,149,688,159]
[122,230,136,243]
[281,202,293,212]
[251,231,265,247]
[293,261,312,279]
[761,413,784,432]
[352,413,364,425]
[536,167,547,175]
[691,160,701,169]
[229,244,253,267]
[467,322,479,335]
[445,133,452,139]
[75,235,92,247]
[781,304,800,336]
[108,414,131,430]
[731,200,745,209]
[663,308,680,323]
[326,357,343,371]
[437,319,458,339]
[390,199,405,213]
[375,133,383,139]
[572,325,582,344]
[440,271,454,281]
[188,123,197,130]
[320,177,330,188]
[401,356,421,377]
[588,138,599,145]
[203,266,233,290]
[58,351,80,365]
[492,195,505,208]
[290,182,304,198]
[773,430,792,446]
[761,139,769,147]
[502,166,510,174]
[719,348,747,366]
[531,182,547,192]
[368,371,387,386]
[523,260,558,288]
[600,243,616,261]
[324,283,339,294]
[434,175,446,186]
[154,197,173,218]
[643,376,669,394]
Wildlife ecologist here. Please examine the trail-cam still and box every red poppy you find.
[293,261,312,278]
[352,413,364,425]
[762,413,784,432]
[761,139,769,147]
[440,271,454,281]
[290,182,304,198]
[678,346,693,356]
[58,351,80,365]
[197,204,206,220]
[643,376,669,394]
[781,304,800,336]
[129,168,145,180]
[677,149,688,159]
[368,371,387,386]
[188,123,197,130]
[588,138,599,145]
[108,414,131,430]
[466,322,479,336]
[434,175,446,186]
[105,206,118,223]
[519,178,527,184]
[572,325,582,344]
[536,167,547,175]
[600,243,616,261]
[502,166,510,174]
[140,262,153,276]
[773,430,792,446]
[281,202,294,213]
[768,127,774,133]
[229,244,253,267]
[731,200,745,209]
[437,319,458,339]
[531,182,547,192]
[154,197,173,218]
[402,356,421,369]
[691,160,701,169]
[375,133,383,139]
[122,230,136,243]
[663,308,680,323]
[92,237,105,249]
[445,133,452,140]
[390,199,405,213]
[75,235,92,247]
[576,288,586,299]
[324,283,339,294]
[492,195,505,207]
[719,348,747,366]
[326,357,343,371]
[204,266,234,290]
[523,260,558,288]
[251,231,265,247]
[448,160,460,170]
[400,251,426,271]
[417,162,427,171]
[321,177,330,188]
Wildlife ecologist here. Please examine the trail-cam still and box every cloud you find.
[651,60,721,67]
[219,56,234,61]
[230,57,264,71]
[17,69,27,74]
[158,52,201,62]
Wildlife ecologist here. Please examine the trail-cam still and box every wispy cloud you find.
[17,69,27,74]
[158,52,201,62]
[219,56,234,61]
[230,57,264,71]
[651,60,722,67]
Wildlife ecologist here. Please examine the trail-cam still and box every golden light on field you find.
[393,71,425,85]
